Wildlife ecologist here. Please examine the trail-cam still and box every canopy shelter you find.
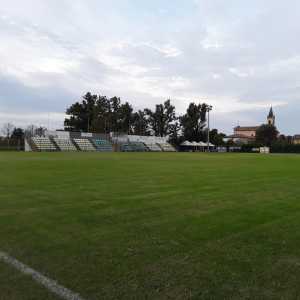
[198,141,207,147]
[180,141,193,146]
[180,140,208,152]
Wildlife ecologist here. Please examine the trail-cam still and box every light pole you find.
[207,105,213,152]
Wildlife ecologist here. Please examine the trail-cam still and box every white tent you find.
[197,141,215,147]
[181,141,193,146]
[198,141,207,147]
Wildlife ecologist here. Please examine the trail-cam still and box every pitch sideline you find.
[0,251,86,300]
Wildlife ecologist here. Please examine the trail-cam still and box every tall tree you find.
[132,110,149,136]
[92,95,111,133]
[65,93,135,134]
[180,103,208,142]
[118,102,134,134]
[168,121,182,146]
[10,128,25,150]
[11,128,25,140]
[64,92,97,131]
[145,99,176,137]
[209,129,226,146]
[256,124,279,146]
[108,97,121,132]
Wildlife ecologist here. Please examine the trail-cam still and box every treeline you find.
[64,92,226,146]
[0,123,49,151]
[0,124,25,151]
[271,141,300,153]
[241,141,300,154]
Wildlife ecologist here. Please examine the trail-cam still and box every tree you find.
[10,128,25,150]
[11,128,25,139]
[180,103,208,142]
[91,95,111,133]
[64,92,227,145]
[118,102,134,134]
[132,110,149,136]
[64,93,135,134]
[209,129,226,146]
[64,92,97,132]
[145,99,176,137]
[256,124,279,146]
[168,122,182,147]
[2,123,15,138]
[108,96,121,132]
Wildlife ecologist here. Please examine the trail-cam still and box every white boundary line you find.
[0,251,86,300]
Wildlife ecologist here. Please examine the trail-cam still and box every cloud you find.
[0,0,300,134]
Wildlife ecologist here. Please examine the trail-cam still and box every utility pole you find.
[207,105,213,152]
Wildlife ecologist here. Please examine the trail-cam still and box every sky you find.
[1,0,300,134]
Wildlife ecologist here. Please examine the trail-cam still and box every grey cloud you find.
[1,0,300,134]
[0,74,75,113]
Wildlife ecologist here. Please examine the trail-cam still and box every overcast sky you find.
[1,0,300,134]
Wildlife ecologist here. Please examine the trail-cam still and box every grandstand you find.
[127,135,176,152]
[158,143,176,152]
[26,131,177,153]
[31,137,57,151]
[120,142,148,152]
[53,138,77,151]
[73,139,96,151]
[145,143,162,152]
[93,139,113,152]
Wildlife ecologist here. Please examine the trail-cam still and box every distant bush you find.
[0,138,24,151]
[241,143,263,153]
[271,143,300,153]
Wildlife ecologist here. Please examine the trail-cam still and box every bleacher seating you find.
[73,139,96,151]
[158,143,176,152]
[54,138,77,151]
[128,135,172,152]
[145,143,162,152]
[93,139,113,152]
[120,142,147,152]
[27,132,178,153]
[32,137,57,151]
[132,142,148,152]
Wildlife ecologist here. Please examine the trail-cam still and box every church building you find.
[227,107,276,144]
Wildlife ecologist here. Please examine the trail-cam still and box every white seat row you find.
[128,135,168,144]
[32,137,57,151]
[73,139,96,151]
[145,143,162,152]
[54,138,77,151]
[158,143,176,152]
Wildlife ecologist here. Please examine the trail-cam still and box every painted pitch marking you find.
[0,251,86,300]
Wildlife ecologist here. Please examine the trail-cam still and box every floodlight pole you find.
[207,105,213,152]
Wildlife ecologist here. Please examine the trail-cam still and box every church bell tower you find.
[267,106,275,126]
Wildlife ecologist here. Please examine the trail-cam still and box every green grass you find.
[1,152,300,299]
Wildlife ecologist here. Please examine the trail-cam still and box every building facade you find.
[227,107,276,144]
[293,135,300,145]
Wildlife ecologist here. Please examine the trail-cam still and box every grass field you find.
[1,152,300,299]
